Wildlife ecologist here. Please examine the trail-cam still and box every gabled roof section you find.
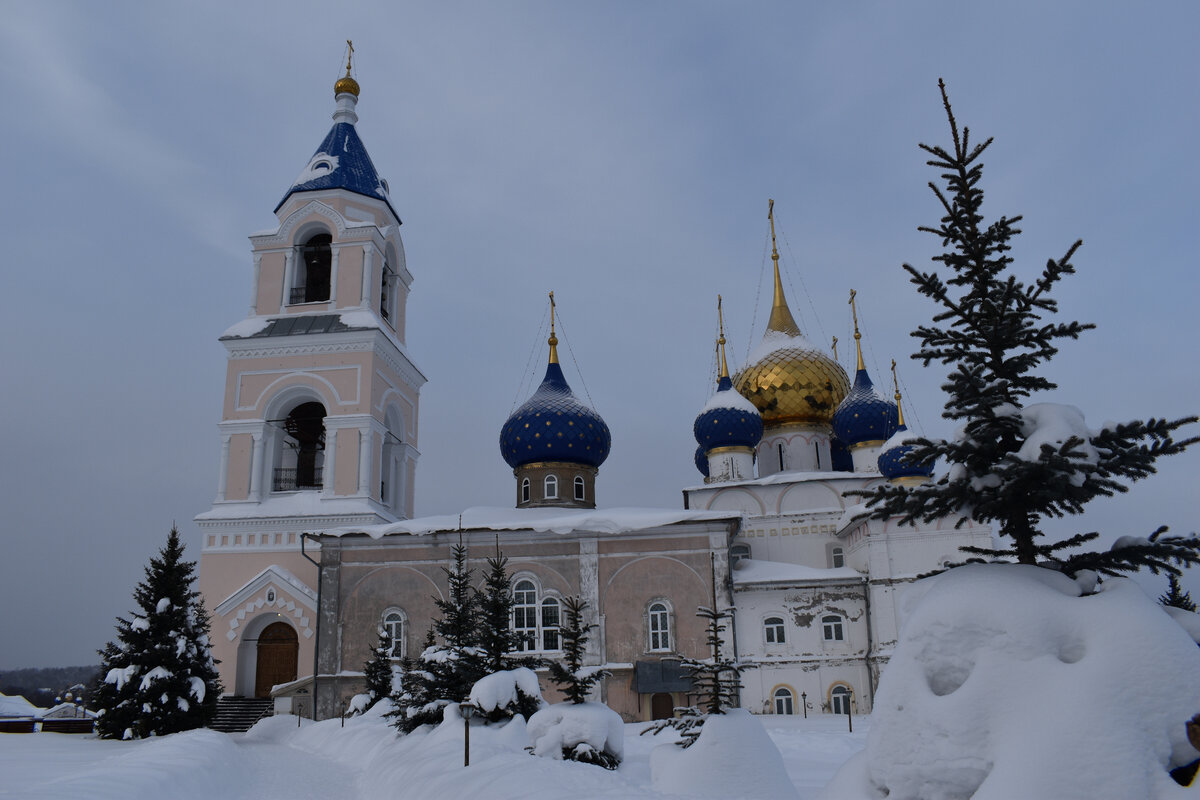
[275,122,401,222]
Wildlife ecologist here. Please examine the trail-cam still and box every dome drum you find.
[515,462,597,509]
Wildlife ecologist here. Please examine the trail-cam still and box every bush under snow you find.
[527,701,624,768]
[468,667,545,720]
[823,564,1200,799]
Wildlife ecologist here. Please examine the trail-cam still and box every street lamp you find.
[844,688,854,733]
[459,703,478,767]
[800,691,808,719]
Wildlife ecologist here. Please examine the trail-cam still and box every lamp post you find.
[800,691,808,719]
[459,703,477,767]
[845,689,853,733]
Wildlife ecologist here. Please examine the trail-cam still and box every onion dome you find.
[694,298,763,452]
[878,372,933,482]
[734,201,849,427]
[500,299,611,469]
[832,291,898,446]
[694,444,710,477]
[830,437,853,471]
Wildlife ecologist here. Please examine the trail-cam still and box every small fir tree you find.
[474,547,542,722]
[361,627,396,710]
[93,527,221,739]
[1160,574,1197,612]
[863,80,1200,580]
[682,605,749,716]
[391,539,484,732]
[547,596,609,704]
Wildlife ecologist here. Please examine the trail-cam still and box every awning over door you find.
[633,660,692,693]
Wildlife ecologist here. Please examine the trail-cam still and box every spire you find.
[849,289,865,372]
[891,359,906,427]
[717,295,729,381]
[332,40,360,125]
[548,291,559,364]
[765,199,802,336]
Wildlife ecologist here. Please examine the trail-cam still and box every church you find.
[196,60,992,723]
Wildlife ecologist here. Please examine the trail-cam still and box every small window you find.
[777,443,785,472]
[773,687,794,715]
[574,475,585,501]
[648,602,671,652]
[730,544,751,566]
[383,609,406,658]
[831,685,852,715]
[814,442,821,470]
[831,547,844,569]
[540,598,561,651]
[521,478,530,503]
[380,264,394,322]
[544,475,558,499]
[822,615,844,642]
[764,616,786,644]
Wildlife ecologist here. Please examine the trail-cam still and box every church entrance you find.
[254,622,298,698]
[651,692,674,720]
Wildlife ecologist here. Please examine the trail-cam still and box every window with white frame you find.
[822,614,844,642]
[831,685,852,715]
[544,474,558,499]
[730,543,751,566]
[831,546,844,568]
[648,601,671,652]
[382,608,407,658]
[764,616,786,644]
[773,687,794,715]
[512,578,561,653]
[521,478,530,503]
[573,475,585,501]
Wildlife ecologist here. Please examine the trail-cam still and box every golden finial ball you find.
[335,75,360,97]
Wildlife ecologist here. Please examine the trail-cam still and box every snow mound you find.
[527,701,624,762]
[651,709,798,799]
[1165,606,1200,644]
[823,564,1200,799]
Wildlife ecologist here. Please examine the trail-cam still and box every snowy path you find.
[224,735,361,799]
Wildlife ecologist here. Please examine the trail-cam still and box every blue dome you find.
[878,425,935,481]
[694,376,764,452]
[830,437,853,472]
[500,362,611,469]
[832,368,898,447]
[694,444,710,477]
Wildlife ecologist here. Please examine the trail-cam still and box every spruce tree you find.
[547,596,609,704]
[1160,574,1197,612]
[391,540,484,732]
[864,80,1200,579]
[477,549,522,674]
[361,627,396,709]
[681,604,748,716]
[93,527,221,739]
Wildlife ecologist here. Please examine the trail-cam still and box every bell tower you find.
[196,50,425,698]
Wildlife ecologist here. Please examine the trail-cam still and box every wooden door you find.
[651,692,674,720]
[255,622,298,698]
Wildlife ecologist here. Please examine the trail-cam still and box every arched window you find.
[380,262,395,322]
[292,233,332,303]
[273,402,326,491]
[830,546,845,568]
[574,475,585,501]
[764,616,786,644]
[822,615,844,642]
[773,687,794,715]
[730,543,751,566]
[521,478,530,503]
[830,685,852,715]
[544,474,558,500]
[511,578,562,653]
[382,609,406,659]
[648,602,671,652]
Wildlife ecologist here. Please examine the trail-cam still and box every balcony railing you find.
[273,468,322,492]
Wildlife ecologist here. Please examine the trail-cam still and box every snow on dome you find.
[823,564,1200,799]
[499,361,611,470]
[694,375,763,453]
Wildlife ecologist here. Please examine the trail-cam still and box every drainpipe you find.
[862,575,875,706]
[301,532,321,719]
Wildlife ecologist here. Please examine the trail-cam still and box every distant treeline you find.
[0,665,101,709]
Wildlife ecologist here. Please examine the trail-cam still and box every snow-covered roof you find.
[322,506,743,539]
[732,558,864,586]
[0,691,43,718]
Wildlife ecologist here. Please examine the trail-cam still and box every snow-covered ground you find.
[0,707,864,799]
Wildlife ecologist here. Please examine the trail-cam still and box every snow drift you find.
[823,564,1200,799]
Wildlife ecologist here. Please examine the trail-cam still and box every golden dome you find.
[735,337,850,427]
[733,198,850,427]
[335,74,360,97]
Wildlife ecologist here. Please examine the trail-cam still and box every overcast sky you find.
[2,1,1197,670]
